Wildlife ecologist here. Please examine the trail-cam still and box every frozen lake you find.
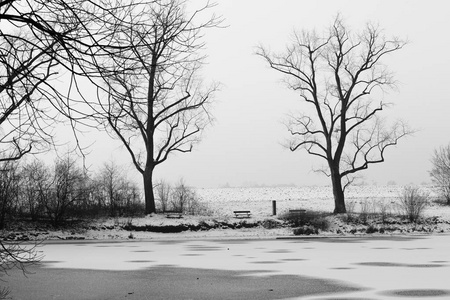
[6,234,450,299]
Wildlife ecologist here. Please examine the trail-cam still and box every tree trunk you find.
[143,165,156,214]
[330,165,346,213]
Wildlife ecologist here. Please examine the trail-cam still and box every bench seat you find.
[289,209,306,215]
[233,210,251,218]
[165,211,183,218]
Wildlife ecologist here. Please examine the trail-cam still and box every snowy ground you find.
[195,185,446,218]
[5,185,450,241]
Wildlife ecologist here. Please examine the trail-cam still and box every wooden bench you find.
[289,209,306,216]
[164,211,183,218]
[233,210,251,218]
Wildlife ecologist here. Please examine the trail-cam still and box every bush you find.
[171,179,195,212]
[343,199,393,224]
[344,200,358,223]
[261,218,283,229]
[346,200,356,214]
[397,186,429,222]
[293,225,318,235]
[375,199,392,224]
[156,178,211,215]
[359,199,373,224]
[282,210,330,232]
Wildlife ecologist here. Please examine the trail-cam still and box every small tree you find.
[91,161,143,217]
[171,179,204,214]
[430,144,450,204]
[96,161,124,216]
[42,155,85,226]
[20,159,49,220]
[171,179,193,212]
[257,16,411,213]
[155,180,172,212]
[398,186,428,222]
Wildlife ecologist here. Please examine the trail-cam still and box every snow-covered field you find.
[195,185,446,218]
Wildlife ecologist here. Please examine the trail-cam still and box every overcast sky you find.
[72,0,450,188]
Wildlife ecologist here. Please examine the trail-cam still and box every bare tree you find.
[93,161,141,216]
[91,0,222,214]
[0,161,20,229]
[170,178,197,213]
[155,179,171,212]
[41,155,86,226]
[430,144,450,204]
[20,160,50,220]
[257,16,411,213]
[96,161,123,216]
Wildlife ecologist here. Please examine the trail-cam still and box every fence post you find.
[272,200,276,216]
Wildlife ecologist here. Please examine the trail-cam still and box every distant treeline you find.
[0,155,143,228]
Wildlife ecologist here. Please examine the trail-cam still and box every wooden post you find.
[272,200,276,216]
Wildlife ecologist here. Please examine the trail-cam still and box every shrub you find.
[366,224,379,234]
[171,179,195,212]
[261,218,283,229]
[344,200,357,223]
[185,196,213,216]
[293,225,318,235]
[359,199,373,224]
[282,210,330,232]
[397,186,429,222]
[346,200,356,214]
[156,179,211,215]
[375,199,392,223]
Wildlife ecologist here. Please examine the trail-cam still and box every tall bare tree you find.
[92,0,222,214]
[257,16,410,213]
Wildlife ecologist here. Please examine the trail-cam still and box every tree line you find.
[0,156,142,228]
